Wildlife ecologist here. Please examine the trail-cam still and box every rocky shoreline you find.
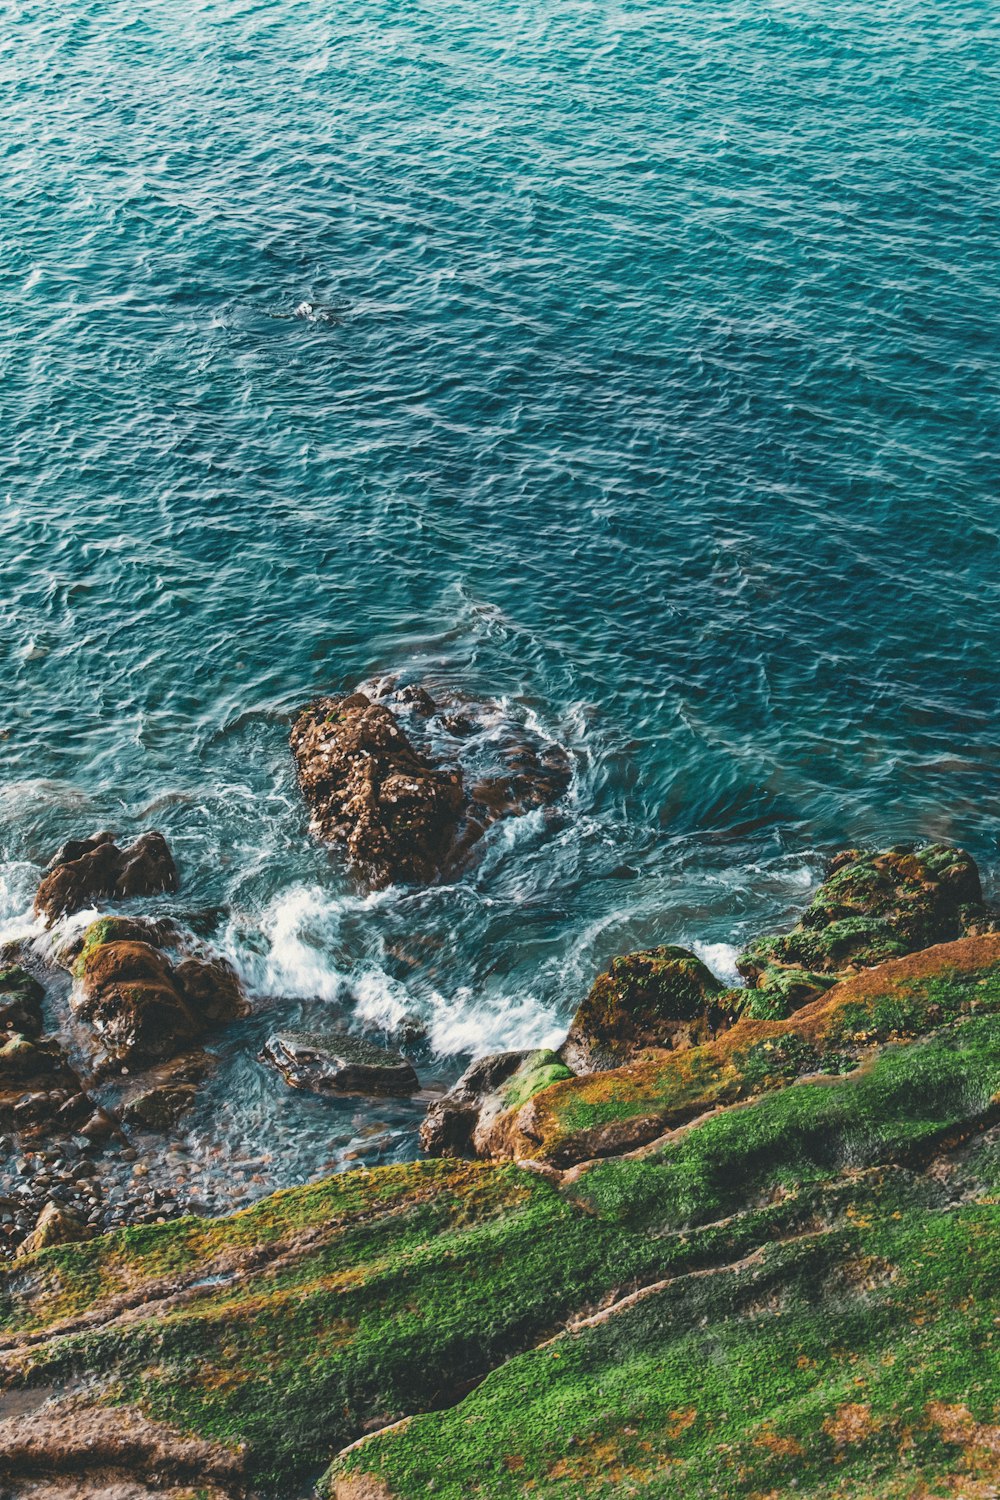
[1,683,999,1497]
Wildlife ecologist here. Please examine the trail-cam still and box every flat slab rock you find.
[260,1030,419,1097]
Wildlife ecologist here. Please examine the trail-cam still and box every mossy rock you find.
[561,945,741,1072]
[493,936,1000,1168]
[738,845,995,990]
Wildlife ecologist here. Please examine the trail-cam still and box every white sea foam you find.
[691,940,744,987]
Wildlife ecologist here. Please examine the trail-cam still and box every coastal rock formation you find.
[70,918,246,1066]
[559,944,743,1073]
[0,1029,90,1139]
[737,843,995,1014]
[290,682,571,887]
[3,930,1000,1499]
[419,1048,573,1157]
[34,831,179,924]
[260,1030,419,1096]
[290,694,465,886]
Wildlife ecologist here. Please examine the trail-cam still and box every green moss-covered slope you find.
[2,939,999,1498]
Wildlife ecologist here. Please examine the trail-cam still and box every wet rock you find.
[420,1049,574,1158]
[560,946,743,1074]
[171,953,246,1025]
[0,967,44,1039]
[15,1199,93,1257]
[290,683,572,888]
[34,832,179,924]
[737,844,997,1008]
[118,1052,211,1131]
[54,915,180,972]
[290,693,465,887]
[72,941,201,1065]
[260,1031,419,1097]
[0,1035,89,1136]
[70,923,245,1067]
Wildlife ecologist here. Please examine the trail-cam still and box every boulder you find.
[260,1031,419,1097]
[0,1030,91,1139]
[70,922,246,1066]
[560,945,743,1074]
[738,844,997,1011]
[290,694,465,887]
[34,832,179,924]
[420,1048,574,1158]
[289,683,572,889]
[15,1200,93,1258]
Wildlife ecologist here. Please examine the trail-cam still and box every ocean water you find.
[2,0,1000,1185]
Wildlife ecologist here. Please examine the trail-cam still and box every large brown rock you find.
[34,832,179,924]
[560,945,743,1074]
[290,694,465,887]
[71,923,246,1066]
[290,684,572,888]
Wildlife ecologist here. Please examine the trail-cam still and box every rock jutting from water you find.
[260,1029,419,1097]
[69,916,247,1068]
[33,830,179,923]
[289,680,571,887]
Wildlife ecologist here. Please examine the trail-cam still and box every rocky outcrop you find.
[290,694,465,887]
[260,1031,419,1097]
[419,1049,573,1157]
[737,844,995,1014]
[34,832,179,924]
[559,944,743,1073]
[290,683,571,888]
[70,919,246,1067]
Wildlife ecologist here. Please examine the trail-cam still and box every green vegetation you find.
[4,929,1000,1498]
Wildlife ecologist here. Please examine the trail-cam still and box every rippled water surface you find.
[3,0,1000,1188]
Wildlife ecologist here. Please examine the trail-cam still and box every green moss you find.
[578,1015,1000,1231]
[328,1197,1000,1499]
[743,966,837,1019]
[500,1049,574,1113]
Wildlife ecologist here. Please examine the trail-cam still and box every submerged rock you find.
[261,1030,419,1097]
[70,920,246,1067]
[290,694,465,887]
[34,831,179,924]
[738,844,996,1012]
[118,1051,212,1131]
[560,945,743,1074]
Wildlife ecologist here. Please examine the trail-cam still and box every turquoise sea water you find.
[3,0,1000,1179]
